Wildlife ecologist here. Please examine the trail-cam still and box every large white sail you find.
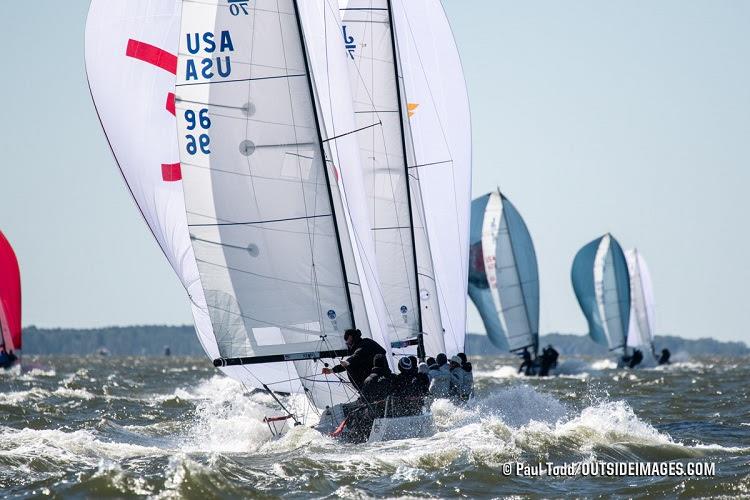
[391,0,472,356]
[337,0,444,357]
[85,0,219,360]
[85,0,304,394]
[468,190,539,353]
[625,249,655,356]
[174,0,392,407]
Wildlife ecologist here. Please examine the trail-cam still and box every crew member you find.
[628,349,644,369]
[658,348,671,365]
[321,329,385,393]
[518,347,533,376]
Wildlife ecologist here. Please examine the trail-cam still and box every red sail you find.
[0,231,21,351]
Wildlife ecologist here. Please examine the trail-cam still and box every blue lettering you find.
[186,33,200,54]
[203,32,216,53]
[216,57,231,78]
[200,58,214,79]
[185,60,198,81]
[220,30,234,52]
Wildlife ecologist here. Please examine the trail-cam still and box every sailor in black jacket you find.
[321,328,386,393]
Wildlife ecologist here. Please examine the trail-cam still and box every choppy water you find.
[1,355,748,498]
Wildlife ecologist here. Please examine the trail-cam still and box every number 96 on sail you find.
[184,108,211,156]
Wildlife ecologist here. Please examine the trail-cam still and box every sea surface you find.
[0,354,748,498]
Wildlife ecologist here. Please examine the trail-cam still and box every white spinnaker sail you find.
[338,0,444,357]
[86,1,303,394]
[625,249,655,355]
[484,192,537,352]
[85,0,218,359]
[391,0,472,356]
[175,0,392,407]
[593,235,628,351]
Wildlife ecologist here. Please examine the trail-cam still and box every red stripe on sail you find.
[126,39,177,75]
[166,92,176,116]
[162,163,182,182]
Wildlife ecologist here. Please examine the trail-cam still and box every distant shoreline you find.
[20,325,750,358]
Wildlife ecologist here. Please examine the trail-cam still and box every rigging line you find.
[321,121,381,143]
[175,73,306,87]
[371,225,411,231]
[188,213,333,227]
[407,160,453,169]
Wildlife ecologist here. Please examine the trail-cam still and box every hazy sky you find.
[1,1,748,342]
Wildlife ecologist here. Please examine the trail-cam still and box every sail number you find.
[228,0,249,16]
[185,109,211,155]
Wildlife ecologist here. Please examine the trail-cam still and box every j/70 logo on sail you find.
[342,25,356,59]
[227,0,250,16]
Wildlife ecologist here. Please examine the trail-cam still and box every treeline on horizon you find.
[20,325,750,358]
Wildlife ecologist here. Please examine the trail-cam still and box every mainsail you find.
[571,234,630,351]
[174,0,393,408]
[468,190,539,353]
[338,0,444,357]
[391,0,472,356]
[0,231,21,354]
[625,249,655,357]
[85,0,302,392]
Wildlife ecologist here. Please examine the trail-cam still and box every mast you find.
[386,0,425,358]
[292,0,356,329]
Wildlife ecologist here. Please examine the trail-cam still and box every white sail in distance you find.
[338,0,445,357]
[391,0,472,356]
[468,190,539,353]
[174,0,393,407]
[625,249,656,357]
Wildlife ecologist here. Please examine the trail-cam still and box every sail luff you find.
[498,193,538,353]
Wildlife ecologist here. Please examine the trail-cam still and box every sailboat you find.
[0,231,21,369]
[468,190,540,363]
[174,0,449,441]
[571,233,631,364]
[625,249,656,361]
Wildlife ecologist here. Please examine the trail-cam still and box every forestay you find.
[571,234,630,351]
[625,249,655,357]
[174,0,392,407]
[468,190,539,353]
[338,0,444,357]
[391,0,472,357]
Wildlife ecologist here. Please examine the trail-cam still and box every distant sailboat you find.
[468,190,539,355]
[0,231,21,369]
[625,249,656,360]
[571,234,631,359]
